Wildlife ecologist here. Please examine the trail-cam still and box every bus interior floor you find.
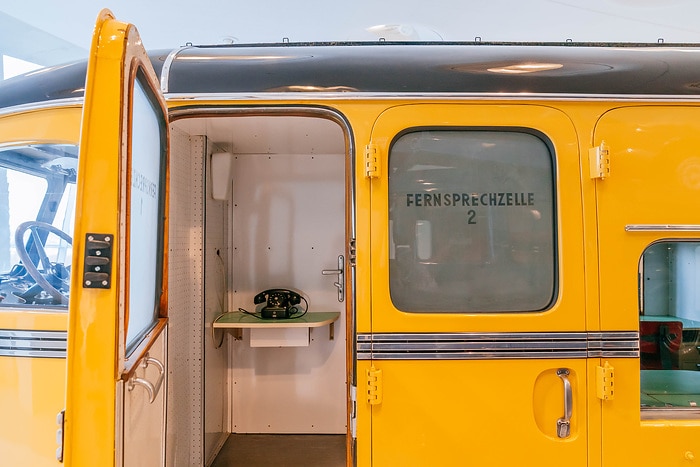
[210,433,347,467]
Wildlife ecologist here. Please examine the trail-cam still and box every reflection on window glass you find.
[388,130,555,313]
[125,75,165,353]
[0,144,77,308]
[640,241,700,414]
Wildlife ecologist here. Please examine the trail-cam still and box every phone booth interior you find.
[172,113,348,463]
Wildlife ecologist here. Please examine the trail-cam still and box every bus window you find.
[0,144,77,308]
[640,241,700,415]
[124,75,167,355]
[388,130,556,312]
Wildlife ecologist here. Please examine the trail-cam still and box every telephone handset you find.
[253,288,303,319]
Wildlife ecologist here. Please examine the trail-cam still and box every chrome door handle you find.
[322,255,344,302]
[127,354,165,404]
[556,368,572,438]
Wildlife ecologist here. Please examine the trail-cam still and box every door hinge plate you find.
[350,384,357,439]
[56,410,65,462]
[596,361,615,400]
[589,141,610,180]
[367,366,383,405]
[364,143,379,179]
[348,238,356,267]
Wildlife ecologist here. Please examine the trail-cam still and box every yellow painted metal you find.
[0,310,68,331]
[0,107,81,143]
[63,9,167,466]
[0,356,66,466]
[369,359,587,466]
[355,360,373,467]
[594,106,700,329]
[0,102,80,466]
[594,107,700,465]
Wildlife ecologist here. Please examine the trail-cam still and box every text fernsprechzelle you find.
[405,192,535,208]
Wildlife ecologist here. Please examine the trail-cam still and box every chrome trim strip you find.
[0,330,67,339]
[641,408,700,420]
[368,331,586,341]
[626,224,700,232]
[0,329,67,358]
[163,92,700,103]
[587,331,640,357]
[4,92,700,117]
[160,46,192,94]
[357,331,640,360]
[0,98,83,118]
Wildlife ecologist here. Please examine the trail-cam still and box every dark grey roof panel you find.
[0,52,168,109]
[0,60,87,109]
[3,43,700,111]
[166,43,700,96]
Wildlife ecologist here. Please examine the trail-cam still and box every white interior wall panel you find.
[166,128,204,466]
[203,140,230,464]
[231,151,346,434]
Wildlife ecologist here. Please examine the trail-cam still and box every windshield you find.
[0,144,77,308]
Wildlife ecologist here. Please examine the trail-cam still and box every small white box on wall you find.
[210,152,233,200]
[249,327,310,347]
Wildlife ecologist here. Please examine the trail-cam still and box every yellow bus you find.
[1,9,700,466]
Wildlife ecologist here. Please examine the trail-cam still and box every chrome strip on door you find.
[626,224,700,232]
[0,329,67,358]
[357,331,639,360]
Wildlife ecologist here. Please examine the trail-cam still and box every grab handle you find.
[127,354,164,404]
[556,368,572,438]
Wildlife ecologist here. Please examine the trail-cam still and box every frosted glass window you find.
[125,75,166,353]
[388,130,556,312]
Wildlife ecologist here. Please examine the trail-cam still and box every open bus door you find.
[62,10,169,466]
[363,104,588,466]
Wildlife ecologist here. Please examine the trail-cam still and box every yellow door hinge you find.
[589,141,610,180]
[596,361,615,400]
[365,143,380,179]
[367,366,383,405]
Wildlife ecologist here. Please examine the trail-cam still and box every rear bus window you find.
[388,130,556,313]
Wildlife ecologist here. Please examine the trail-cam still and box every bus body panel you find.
[0,105,80,466]
[3,26,700,465]
[0,355,65,465]
[594,106,700,465]
[363,102,588,464]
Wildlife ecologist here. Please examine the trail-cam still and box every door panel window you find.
[640,241,700,414]
[388,130,556,312]
[125,74,167,353]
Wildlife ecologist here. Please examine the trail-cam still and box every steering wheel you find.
[14,221,73,305]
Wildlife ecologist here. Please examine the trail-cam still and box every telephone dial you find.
[254,288,303,319]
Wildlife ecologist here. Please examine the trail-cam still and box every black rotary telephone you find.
[253,288,303,319]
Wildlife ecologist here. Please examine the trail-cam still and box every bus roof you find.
[3,42,700,109]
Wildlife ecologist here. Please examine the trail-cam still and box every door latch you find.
[322,255,344,302]
[556,368,572,438]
